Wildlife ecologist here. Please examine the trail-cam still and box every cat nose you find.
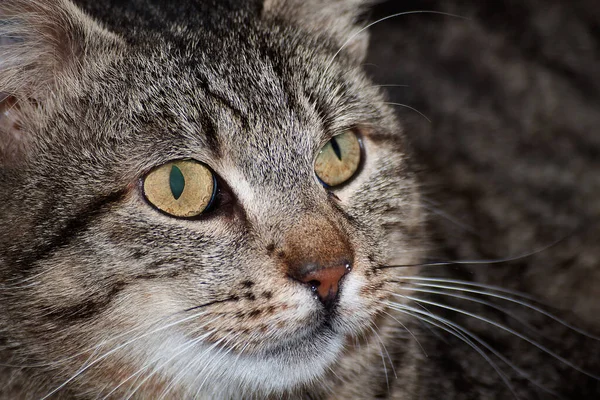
[280,216,354,307]
[290,262,351,305]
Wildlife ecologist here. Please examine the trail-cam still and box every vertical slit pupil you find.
[330,137,343,161]
[170,165,185,200]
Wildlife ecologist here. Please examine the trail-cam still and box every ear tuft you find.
[0,0,123,99]
[0,0,123,166]
[263,0,374,62]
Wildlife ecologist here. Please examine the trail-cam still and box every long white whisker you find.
[194,335,238,396]
[385,300,560,397]
[158,332,237,400]
[53,342,104,394]
[398,277,600,341]
[387,302,519,398]
[372,321,397,379]
[380,233,575,270]
[399,295,600,380]
[372,83,410,88]
[368,324,389,390]
[421,198,478,234]
[398,276,543,302]
[3,302,221,369]
[123,329,220,400]
[384,102,432,123]
[40,310,210,399]
[380,309,428,356]
[399,286,543,336]
[190,334,237,398]
[102,327,215,399]
[325,10,469,72]
[226,340,252,398]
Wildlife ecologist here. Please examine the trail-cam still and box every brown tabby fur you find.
[0,0,598,399]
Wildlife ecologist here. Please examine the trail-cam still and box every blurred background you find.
[368,0,600,323]
[366,2,600,396]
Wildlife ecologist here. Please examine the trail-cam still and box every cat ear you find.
[0,0,123,166]
[262,0,373,62]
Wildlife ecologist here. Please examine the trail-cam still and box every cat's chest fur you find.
[0,0,599,399]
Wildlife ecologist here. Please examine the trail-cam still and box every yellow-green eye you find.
[143,160,216,218]
[314,130,362,187]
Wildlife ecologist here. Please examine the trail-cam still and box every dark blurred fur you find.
[368,0,600,398]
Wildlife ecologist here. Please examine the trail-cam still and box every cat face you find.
[0,0,423,397]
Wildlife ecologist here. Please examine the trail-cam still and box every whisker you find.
[396,277,600,341]
[384,102,432,123]
[380,309,428,357]
[392,284,545,337]
[60,342,104,394]
[386,301,560,398]
[184,296,237,312]
[398,295,600,380]
[396,277,542,302]
[325,10,469,72]
[102,327,216,400]
[40,311,204,400]
[372,321,397,379]
[385,302,518,399]
[225,340,253,397]
[182,336,238,399]
[372,83,410,88]
[40,297,234,399]
[0,312,194,369]
[190,334,238,399]
[125,330,226,400]
[377,228,579,270]
[194,335,238,396]
[405,297,450,344]
[421,198,478,234]
[368,323,390,390]
[0,296,237,370]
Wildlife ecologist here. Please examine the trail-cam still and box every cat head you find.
[0,0,424,397]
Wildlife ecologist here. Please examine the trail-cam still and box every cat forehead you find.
[24,0,381,190]
[112,28,368,165]
[134,66,324,189]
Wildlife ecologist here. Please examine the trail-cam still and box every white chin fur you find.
[125,274,371,398]
[138,330,345,399]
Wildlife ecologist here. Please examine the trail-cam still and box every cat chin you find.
[104,272,374,397]
[149,330,346,398]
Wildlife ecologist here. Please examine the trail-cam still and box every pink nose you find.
[279,216,354,307]
[291,263,351,304]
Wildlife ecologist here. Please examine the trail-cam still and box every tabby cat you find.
[0,0,598,399]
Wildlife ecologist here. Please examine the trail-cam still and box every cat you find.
[0,0,598,399]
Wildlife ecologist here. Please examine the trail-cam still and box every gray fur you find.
[0,0,598,399]
[0,0,423,398]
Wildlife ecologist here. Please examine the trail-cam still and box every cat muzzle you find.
[281,216,354,309]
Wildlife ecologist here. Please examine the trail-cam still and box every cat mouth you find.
[259,284,371,356]
[262,297,364,354]
[260,320,338,358]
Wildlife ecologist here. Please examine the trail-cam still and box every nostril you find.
[344,262,352,273]
[307,280,321,290]
[291,263,351,305]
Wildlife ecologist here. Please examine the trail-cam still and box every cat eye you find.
[314,130,362,187]
[143,160,216,218]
